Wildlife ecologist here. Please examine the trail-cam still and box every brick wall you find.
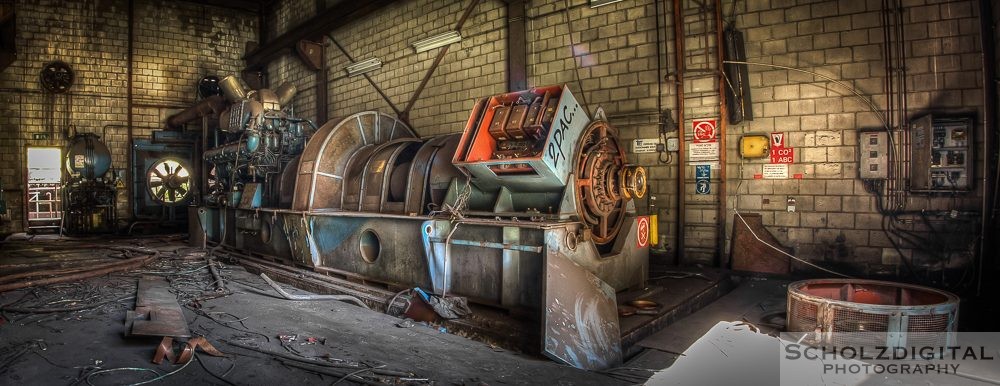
[523,0,676,264]
[0,0,256,233]
[267,0,316,121]
[325,0,509,136]
[728,0,984,277]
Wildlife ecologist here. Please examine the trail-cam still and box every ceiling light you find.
[589,0,625,7]
[411,30,462,53]
[345,58,382,77]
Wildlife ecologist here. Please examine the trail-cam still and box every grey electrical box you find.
[858,130,889,180]
[910,114,973,192]
[666,137,679,152]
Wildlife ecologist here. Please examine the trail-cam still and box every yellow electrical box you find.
[739,134,770,158]
[649,214,659,246]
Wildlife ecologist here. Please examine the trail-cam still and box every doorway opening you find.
[26,147,62,233]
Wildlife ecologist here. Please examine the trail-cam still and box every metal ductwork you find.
[166,95,227,129]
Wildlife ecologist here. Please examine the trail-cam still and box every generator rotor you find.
[574,120,646,245]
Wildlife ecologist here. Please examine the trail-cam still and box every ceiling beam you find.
[244,0,398,69]
[176,0,264,13]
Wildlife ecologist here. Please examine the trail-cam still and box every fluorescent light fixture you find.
[411,30,462,53]
[589,0,625,7]
[345,58,382,77]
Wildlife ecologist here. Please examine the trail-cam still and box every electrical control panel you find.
[858,130,889,180]
[453,85,590,191]
[738,134,770,158]
[909,114,973,192]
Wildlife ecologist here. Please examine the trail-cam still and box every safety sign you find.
[695,165,711,194]
[693,119,717,143]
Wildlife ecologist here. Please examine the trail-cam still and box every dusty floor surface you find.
[0,235,631,386]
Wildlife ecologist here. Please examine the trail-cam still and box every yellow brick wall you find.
[0,0,256,233]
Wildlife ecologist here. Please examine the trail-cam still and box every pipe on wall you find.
[714,0,728,267]
[978,0,997,293]
[672,0,686,263]
[126,0,134,224]
[165,95,227,129]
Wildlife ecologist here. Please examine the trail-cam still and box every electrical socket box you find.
[910,114,973,192]
[858,130,889,180]
[666,137,679,152]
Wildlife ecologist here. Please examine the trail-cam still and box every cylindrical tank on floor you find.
[65,133,112,179]
[787,278,959,348]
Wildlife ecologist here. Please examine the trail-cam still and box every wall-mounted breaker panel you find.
[858,130,889,180]
[910,114,973,193]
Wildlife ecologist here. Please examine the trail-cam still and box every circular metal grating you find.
[787,279,959,348]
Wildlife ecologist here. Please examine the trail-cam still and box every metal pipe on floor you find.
[259,273,370,309]
[206,257,225,292]
[224,340,415,378]
[0,247,159,293]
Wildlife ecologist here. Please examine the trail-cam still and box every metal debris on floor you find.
[0,236,625,385]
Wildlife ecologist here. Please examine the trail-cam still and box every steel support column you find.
[506,0,527,92]
[714,0,728,267]
[672,0,686,263]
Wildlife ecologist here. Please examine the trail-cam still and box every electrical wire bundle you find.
[864,179,980,293]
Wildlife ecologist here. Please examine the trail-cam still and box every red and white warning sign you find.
[636,216,650,248]
[770,147,794,164]
[771,132,785,148]
[693,119,717,143]
[769,131,793,163]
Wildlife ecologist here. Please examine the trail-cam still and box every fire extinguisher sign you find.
[636,216,650,248]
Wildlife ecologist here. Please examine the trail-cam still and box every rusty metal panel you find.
[295,40,323,71]
[730,212,790,275]
[403,136,449,215]
[360,139,421,212]
[501,226,521,307]
[310,215,432,289]
[282,214,318,267]
[292,112,415,211]
[126,276,190,338]
[544,220,648,293]
[542,251,621,370]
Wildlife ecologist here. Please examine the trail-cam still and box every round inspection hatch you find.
[359,229,381,264]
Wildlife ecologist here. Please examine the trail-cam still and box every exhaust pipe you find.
[219,75,247,102]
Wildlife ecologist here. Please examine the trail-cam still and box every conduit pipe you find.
[259,273,370,309]
[672,0,686,262]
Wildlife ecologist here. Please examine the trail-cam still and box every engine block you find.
[202,76,310,208]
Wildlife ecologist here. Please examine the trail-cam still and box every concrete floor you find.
[0,235,631,385]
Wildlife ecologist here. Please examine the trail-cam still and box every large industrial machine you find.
[62,133,117,235]
[195,84,648,370]
[200,75,307,208]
